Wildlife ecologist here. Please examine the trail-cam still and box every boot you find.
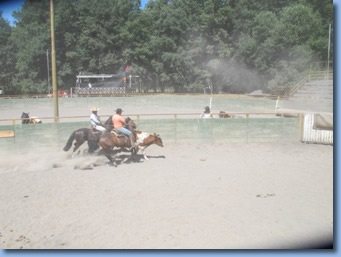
[128,134,137,151]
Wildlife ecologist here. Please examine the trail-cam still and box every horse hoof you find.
[109,162,117,167]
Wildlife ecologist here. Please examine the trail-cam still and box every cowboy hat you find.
[90,107,100,112]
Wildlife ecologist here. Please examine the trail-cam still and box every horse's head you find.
[21,112,30,124]
[104,115,113,131]
[21,112,29,118]
[153,133,164,147]
[125,117,137,130]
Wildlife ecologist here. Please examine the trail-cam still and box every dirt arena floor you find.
[0,141,333,249]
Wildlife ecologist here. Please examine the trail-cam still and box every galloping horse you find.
[135,131,164,160]
[99,129,163,164]
[103,115,115,131]
[63,117,136,155]
[21,112,42,124]
[63,128,102,154]
[98,119,137,164]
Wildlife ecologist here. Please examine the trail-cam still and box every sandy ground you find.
[0,142,333,249]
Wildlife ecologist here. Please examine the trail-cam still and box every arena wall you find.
[0,117,300,153]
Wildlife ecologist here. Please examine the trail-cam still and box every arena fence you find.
[0,113,304,154]
[73,87,135,96]
[302,113,333,145]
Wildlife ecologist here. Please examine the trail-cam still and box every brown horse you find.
[99,130,163,165]
[219,111,235,118]
[98,119,137,165]
[63,117,136,155]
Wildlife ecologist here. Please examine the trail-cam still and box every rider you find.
[90,107,106,132]
[112,108,136,150]
[200,106,214,119]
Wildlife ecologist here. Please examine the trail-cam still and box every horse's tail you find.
[63,131,77,151]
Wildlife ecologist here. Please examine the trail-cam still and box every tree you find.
[0,13,16,94]
[11,0,50,94]
[2,0,333,95]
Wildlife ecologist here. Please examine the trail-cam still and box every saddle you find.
[110,129,127,138]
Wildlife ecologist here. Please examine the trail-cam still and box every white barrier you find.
[302,113,333,144]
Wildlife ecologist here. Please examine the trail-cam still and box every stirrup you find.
[129,143,138,151]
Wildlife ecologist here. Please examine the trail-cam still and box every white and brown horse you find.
[135,131,164,160]
[99,130,163,165]
[21,112,42,124]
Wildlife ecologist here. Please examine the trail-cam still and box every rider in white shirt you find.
[90,107,106,132]
[200,106,214,119]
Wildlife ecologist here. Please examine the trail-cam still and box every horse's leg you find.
[104,150,117,167]
[97,148,104,155]
[73,138,85,155]
[88,142,99,154]
[141,146,149,160]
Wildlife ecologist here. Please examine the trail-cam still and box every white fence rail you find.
[302,114,333,144]
[73,87,129,95]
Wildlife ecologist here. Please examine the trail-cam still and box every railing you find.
[271,60,333,98]
[73,87,135,96]
[308,71,333,81]
[0,112,306,152]
[288,74,310,97]
[288,71,333,97]
[0,112,301,126]
[3,112,332,147]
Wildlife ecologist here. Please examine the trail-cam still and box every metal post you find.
[327,24,331,77]
[275,96,279,113]
[209,81,213,109]
[46,49,50,94]
[299,113,304,142]
[174,114,177,144]
[50,0,59,122]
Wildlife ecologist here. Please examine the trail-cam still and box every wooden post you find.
[174,114,177,143]
[50,0,59,123]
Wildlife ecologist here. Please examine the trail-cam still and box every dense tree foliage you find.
[0,12,16,94]
[0,0,333,94]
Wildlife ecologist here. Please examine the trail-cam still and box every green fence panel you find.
[0,117,300,153]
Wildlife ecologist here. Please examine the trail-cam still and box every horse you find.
[98,119,138,165]
[134,131,164,160]
[21,112,42,124]
[99,130,163,164]
[63,128,102,154]
[103,115,114,131]
[63,117,136,155]
[218,111,235,118]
